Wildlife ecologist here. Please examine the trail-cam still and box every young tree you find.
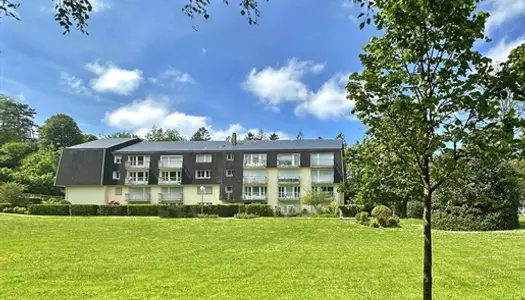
[268,132,279,140]
[190,127,212,141]
[244,131,256,140]
[144,126,184,142]
[82,134,98,143]
[101,131,138,139]
[347,1,525,299]
[296,131,304,140]
[0,95,37,145]
[0,142,35,169]
[255,129,266,140]
[39,114,84,148]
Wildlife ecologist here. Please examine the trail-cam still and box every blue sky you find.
[0,0,524,143]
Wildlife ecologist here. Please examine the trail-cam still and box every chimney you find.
[231,132,237,145]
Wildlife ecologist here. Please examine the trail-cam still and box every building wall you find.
[182,184,221,205]
[65,186,107,205]
[267,168,278,206]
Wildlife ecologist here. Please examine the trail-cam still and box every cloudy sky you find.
[0,0,523,142]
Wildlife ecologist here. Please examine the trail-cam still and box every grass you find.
[1,215,524,300]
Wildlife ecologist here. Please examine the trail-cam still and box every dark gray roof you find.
[115,139,343,153]
[68,138,141,149]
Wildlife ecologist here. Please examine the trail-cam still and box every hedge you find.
[432,204,519,231]
[407,201,424,219]
[338,204,368,217]
[238,204,274,217]
[28,204,70,216]
[0,202,11,211]
[70,204,99,216]
[127,204,161,216]
[159,205,199,218]
[99,205,128,216]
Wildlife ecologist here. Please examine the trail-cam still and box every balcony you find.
[158,178,182,185]
[311,177,334,184]
[125,193,150,202]
[243,160,267,168]
[125,161,150,169]
[310,159,334,168]
[243,176,268,185]
[125,178,149,185]
[243,193,267,201]
[158,160,183,169]
[277,159,300,168]
[158,192,183,203]
[278,176,300,184]
[278,192,300,200]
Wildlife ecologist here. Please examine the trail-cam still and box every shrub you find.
[0,202,11,211]
[70,204,99,216]
[42,198,69,205]
[234,213,258,219]
[99,205,128,216]
[197,213,219,218]
[369,218,380,228]
[432,204,519,231]
[301,190,332,206]
[239,204,274,217]
[2,207,13,213]
[26,197,43,205]
[13,206,28,214]
[355,211,369,224]
[28,204,70,216]
[204,204,241,217]
[127,204,160,216]
[338,205,359,217]
[0,182,27,207]
[386,216,400,227]
[158,205,199,218]
[407,201,424,218]
[371,205,393,219]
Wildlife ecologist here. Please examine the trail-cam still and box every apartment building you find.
[55,135,346,211]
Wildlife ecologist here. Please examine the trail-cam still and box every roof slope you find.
[115,139,343,153]
[67,138,141,149]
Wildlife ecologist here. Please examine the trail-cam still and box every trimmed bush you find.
[70,204,99,216]
[29,204,70,216]
[0,202,11,211]
[26,197,43,205]
[338,205,359,217]
[239,204,274,217]
[369,218,380,228]
[197,213,219,218]
[432,204,519,231]
[386,216,400,227]
[234,213,258,219]
[158,205,199,218]
[13,206,28,214]
[214,205,241,217]
[355,211,369,224]
[371,205,392,219]
[99,205,128,216]
[127,204,160,216]
[407,201,424,218]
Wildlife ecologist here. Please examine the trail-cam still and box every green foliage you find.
[158,205,241,218]
[13,206,27,214]
[12,148,62,195]
[0,202,11,211]
[190,127,212,141]
[70,204,99,216]
[0,142,35,169]
[355,211,369,225]
[268,133,279,140]
[369,218,380,228]
[301,190,332,207]
[144,126,184,142]
[197,213,219,218]
[0,95,37,145]
[99,205,128,216]
[371,205,392,220]
[407,201,424,219]
[101,131,138,139]
[127,204,160,216]
[82,134,98,143]
[0,182,27,206]
[39,114,84,148]
[0,167,13,182]
[234,213,258,219]
[337,204,368,217]
[238,204,274,216]
[386,217,400,228]
[28,204,70,216]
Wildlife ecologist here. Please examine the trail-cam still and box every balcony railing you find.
[125,178,149,185]
[311,177,334,184]
[243,176,268,184]
[277,159,300,167]
[158,160,183,169]
[243,193,267,200]
[158,178,182,185]
[310,159,334,167]
[158,192,183,202]
[243,159,267,168]
[125,161,151,169]
[278,176,300,184]
[125,193,150,202]
[278,192,300,200]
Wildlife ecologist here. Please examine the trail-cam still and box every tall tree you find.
[255,129,266,140]
[347,1,525,299]
[101,131,138,139]
[12,148,62,195]
[0,142,35,169]
[39,114,84,148]
[144,126,184,142]
[268,132,279,140]
[0,95,37,145]
[82,134,98,143]
[190,127,212,141]
[244,131,256,141]
[296,131,303,140]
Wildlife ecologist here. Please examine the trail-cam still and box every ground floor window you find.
[244,186,267,196]
[278,186,300,198]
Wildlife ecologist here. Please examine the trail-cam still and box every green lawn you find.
[1,216,524,300]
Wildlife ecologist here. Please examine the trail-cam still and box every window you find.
[196,154,212,163]
[310,152,334,166]
[197,186,213,194]
[314,186,334,193]
[196,170,212,179]
[127,155,150,167]
[279,186,300,198]
[112,171,120,180]
[277,153,300,166]
[311,169,333,183]
[244,186,267,195]
[226,153,234,161]
[127,171,148,182]
[243,153,267,166]
[159,155,182,168]
[160,171,181,182]
[115,187,122,195]
[226,169,233,177]
[114,155,122,164]
[225,186,233,193]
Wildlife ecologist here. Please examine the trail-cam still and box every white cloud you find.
[242,59,324,110]
[243,59,355,120]
[104,96,288,140]
[149,67,195,87]
[483,0,525,34]
[486,36,525,63]
[86,61,143,95]
[60,72,92,96]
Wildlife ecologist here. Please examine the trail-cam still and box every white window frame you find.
[112,171,120,180]
[128,155,150,166]
[197,186,213,195]
[160,171,181,183]
[115,187,123,195]
[160,155,183,167]
[226,153,234,161]
[244,153,267,165]
[196,154,212,163]
[114,155,122,164]
[226,169,234,177]
[225,186,233,193]
[127,171,149,182]
[195,170,212,179]
[244,186,267,196]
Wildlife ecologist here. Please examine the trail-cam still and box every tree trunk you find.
[423,187,432,300]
